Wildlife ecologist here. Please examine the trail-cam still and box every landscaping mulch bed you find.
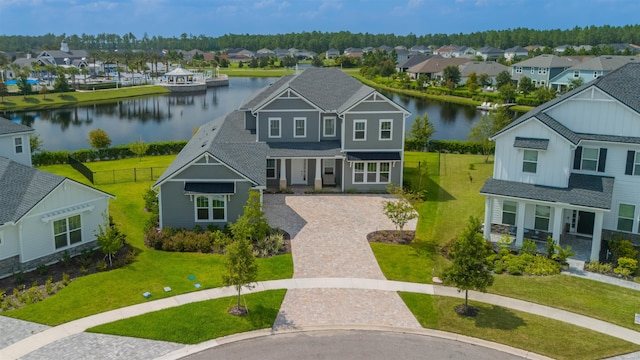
[366,230,415,245]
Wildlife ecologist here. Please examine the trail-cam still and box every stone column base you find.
[279,179,287,190]
[314,178,322,191]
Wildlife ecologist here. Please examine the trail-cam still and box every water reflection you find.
[1,78,507,151]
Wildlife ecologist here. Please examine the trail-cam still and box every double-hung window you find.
[581,147,599,171]
[54,215,82,249]
[534,205,550,231]
[353,120,366,141]
[294,117,306,138]
[353,161,391,184]
[502,201,517,226]
[269,118,281,138]
[617,204,635,232]
[379,120,392,140]
[323,117,336,137]
[195,195,226,222]
[522,150,538,173]
[14,137,23,154]
[266,159,276,179]
[624,151,640,175]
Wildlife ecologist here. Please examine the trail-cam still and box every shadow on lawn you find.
[472,304,527,330]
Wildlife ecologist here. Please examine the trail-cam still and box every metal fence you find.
[92,167,167,185]
[67,156,166,185]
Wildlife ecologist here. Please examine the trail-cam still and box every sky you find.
[0,0,639,38]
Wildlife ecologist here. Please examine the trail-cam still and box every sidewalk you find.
[1,278,639,359]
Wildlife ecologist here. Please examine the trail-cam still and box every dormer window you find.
[14,137,23,154]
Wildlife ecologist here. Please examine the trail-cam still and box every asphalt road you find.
[182,330,525,360]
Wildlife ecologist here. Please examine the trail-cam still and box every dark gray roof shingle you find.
[513,137,549,150]
[0,157,65,225]
[480,174,614,210]
[267,141,342,158]
[0,117,34,136]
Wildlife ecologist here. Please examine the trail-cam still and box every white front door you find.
[291,159,307,184]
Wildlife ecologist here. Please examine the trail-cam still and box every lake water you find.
[1,77,487,151]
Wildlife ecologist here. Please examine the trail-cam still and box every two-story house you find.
[511,55,578,88]
[480,63,640,261]
[549,55,640,92]
[153,68,409,230]
[0,118,113,277]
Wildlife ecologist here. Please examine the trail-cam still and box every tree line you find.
[1,25,639,54]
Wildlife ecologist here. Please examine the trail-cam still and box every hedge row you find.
[33,140,188,166]
[405,139,494,154]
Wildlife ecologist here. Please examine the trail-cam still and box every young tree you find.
[229,190,270,243]
[53,69,71,93]
[518,76,535,95]
[39,83,49,99]
[383,197,418,235]
[467,106,512,162]
[30,134,43,153]
[88,128,112,149]
[442,65,461,89]
[534,86,557,104]
[465,72,479,93]
[477,73,491,88]
[17,72,32,98]
[407,113,435,151]
[498,83,517,103]
[567,77,584,90]
[495,70,512,88]
[130,137,150,160]
[0,81,8,102]
[223,218,258,315]
[95,215,126,268]
[442,216,494,316]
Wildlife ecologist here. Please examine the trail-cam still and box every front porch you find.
[267,157,343,192]
[487,227,594,262]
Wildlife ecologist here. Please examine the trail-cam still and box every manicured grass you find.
[400,293,640,360]
[0,86,170,111]
[5,158,293,325]
[88,290,286,344]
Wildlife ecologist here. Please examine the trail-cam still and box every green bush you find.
[614,257,638,279]
[520,239,538,255]
[254,232,285,258]
[414,139,493,154]
[608,236,639,262]
[584,261,613,274]
[524,255,561,275]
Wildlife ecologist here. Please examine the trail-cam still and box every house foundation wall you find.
[0,241,98,278]
[602,230,640,247]
[0,256,20,279]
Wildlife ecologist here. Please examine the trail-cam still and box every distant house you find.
[0,118,113,278]
[256,48,275,58]
[406,56,470,80]
[396,54,432,73]
[481,63,640,261]
[325,48,340,59]
[511,55,578,87]
[394,47,410,63]
[36,40,89,69]
[459,62,509,85]
[504,46,529,62]
[451,46,476,58]
[549,55,640,91]
[226,48,254,61]
[154,68,410,230]
[410,45,432,55]
[433,44,460,58]
[476,46,504,61]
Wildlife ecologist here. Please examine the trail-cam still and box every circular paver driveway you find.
[264,194,420,330]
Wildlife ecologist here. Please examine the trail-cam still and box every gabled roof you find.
[514,54,577,69]
[153,111,267,188]
[0,157,113,225]
[493,63,640,143]
[407,57,470,74]
[459,62,509,77]
[504,46,529,53]
[476,46,504,55]
[481,173,614,210]
[0,117,34,136]
[397,54,433,69]
[566,55,640,72]
[242,68,379,115]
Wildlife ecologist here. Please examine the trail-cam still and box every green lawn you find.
[373,151,640,332]
[88,290,286,344]
[0,86,170,111]
[5,158,293,325]
[400,293,640,360]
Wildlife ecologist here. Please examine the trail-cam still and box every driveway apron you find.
[265,194,421,329]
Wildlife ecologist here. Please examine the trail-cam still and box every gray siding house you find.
[154,68,410,229]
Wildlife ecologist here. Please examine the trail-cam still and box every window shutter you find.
[597,148,607,172]
[573,146,582,170]
[625,150,635,175]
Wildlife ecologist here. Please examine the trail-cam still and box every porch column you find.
[483,196,493,240]
[314,158,322,191]
[279,159,287,190]
[590,211,604,261]
[552,205,564,244]
[515,201,526,247]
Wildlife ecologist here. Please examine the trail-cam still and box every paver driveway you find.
[264,194,421,329]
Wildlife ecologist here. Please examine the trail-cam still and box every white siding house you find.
[480,63,640,261]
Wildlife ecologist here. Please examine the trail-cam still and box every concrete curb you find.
[154,326,553,360]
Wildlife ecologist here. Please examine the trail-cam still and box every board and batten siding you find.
[342,160,402,192]
[493,119,573,188]
[547,88,640,136]
[0,225,19,261]
[174,161,247,180]
[19,181,109,263]
[0,134,31,166]
[257,110,320,142]
[342,113,405,151]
